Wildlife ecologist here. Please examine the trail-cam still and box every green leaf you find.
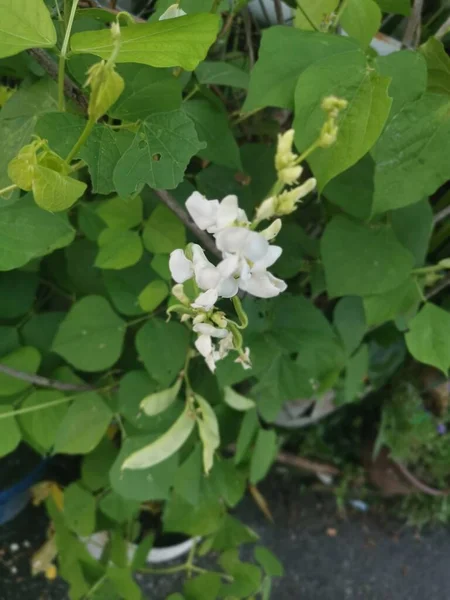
[210,460,246,508]
[294,50,392,188]
[184,98,242,170]
[184,573,221,600]
[103,259,149,317]
[0,346,41,396]
[344,344,369,403]
[391,199,433,267]
[95,229,143,270]
[110,433,179,501]
[195,61,249,89]
[96,195,143,230]
[374,0,410,15]
[324,154,373,220]
[420,37,450,96]
[19,389,68,453]
[32,166,87,212]
[219,550,262,598]
[140,377,182,416]
[363,278,421,327]
[254,547,284,577]
[372,93,450,214]
[250,429,277,484]
[0,116,35,191]
[244,27,358,111]
[211,514,258,550]
[0,194,75,271]
[131,534,155,571]
[223,387,255,411]
[0,271,37,318]
[234,408,258,465]
[53,392,112,455]
[0,77,58,120]
[295,0,339,31]
[334,297,366,356]
[163,485,225,536]
[110,64,182,121]
[340,0,381,48]
[52,296,126,372]
[65,238,106,296]
[0,405,21,457]
[107,566,141,600]
[81,437,118,491]
[21,312,65,359]
[99,492,140,524]
[121,404,195,470]
[136,318,189,387]
[113,110,204,195]
[321,216,414,297]
[195,394,220,475]
[0,327,19,357]
[0,0,56,58]
[138,279,169,312]
[173,445,202,506]
[64,483,96,537]
[142,204,186,254]
[405,303,450,375]
[71,14,220,70]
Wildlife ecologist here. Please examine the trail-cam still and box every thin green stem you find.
[185,538,197,578]
[232,296,249,329]
[125,314,152,328]
[84,574,107,598]
[413,264,447,276]
[294,139,321,165]
[139,564,187,575]
[210,0,221,13]
[58,0,80,111]
[183,84,200,103]
[65,117,95,164]
[232,107,262,126]
[0,183,18,197]
[182,350,194,393]
[332,0,349,30]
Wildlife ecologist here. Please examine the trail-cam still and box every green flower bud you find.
[86,61,124,122]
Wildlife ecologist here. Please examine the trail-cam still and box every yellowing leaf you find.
[71,14,220,71]
[0,0,57,59]
[122,404,195,470]
[223,387,256,411]
[140,377,182,417]
[138,279,169,312]
[195,394,220,475]
[32,166,87,212]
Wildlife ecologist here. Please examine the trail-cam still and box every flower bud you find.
[255,196,277,223]
[438,258,450,269]
[211,311,228,328]
[159,3,187,20]
[275,129,297,170]
[171,283,190,306]
[321,95,348,113]
[279,165,303,185]
[86,61,124,122]
[319,122,338,148]
[276,178,316,215]
[260,218,282,241]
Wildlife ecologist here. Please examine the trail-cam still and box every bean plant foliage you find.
[0,0,449,597]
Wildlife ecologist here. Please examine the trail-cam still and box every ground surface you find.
[1,470,450,599]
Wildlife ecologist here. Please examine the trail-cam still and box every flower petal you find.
[195,334,212,358]
[193,323,228,338]
[169,249,193,283]
[191,288,218,310]
[186,192,219,230]
[242,230,270,262]
[211,195,239,232]
[159,4,187,19]
[195,265,221,291]
[217,276,239,298]
[253,245,282,271]
[217,254,240,278]
[239,271,287,298]
[215,228,269,262]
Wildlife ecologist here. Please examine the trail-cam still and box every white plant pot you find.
[248,0,293,25]
[84,531,198,565]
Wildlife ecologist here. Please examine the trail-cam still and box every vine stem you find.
[65,117,95,164]
[58,0,80,111]
[0,183,18,197]
[85,574,107,598]
[0,364,93,392]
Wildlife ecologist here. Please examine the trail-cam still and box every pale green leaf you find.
[374,0,410,15]
[294,50,392,188]
[0,0,56,59]
[53,392,112,455]
[254,547,284,577]
[140,377,182,417]
[250,429,277,484]
[107,566,141,600]
[95,229,143,270]
[0,194,75,270]
[195,61,249,89]
[223,387,256,412]
[122,404,195,470]
[52,296,126,372]
[0,405,21,457]
[405,303,450,375]
[19,389,68,453]
[341,0,381,48]
[32,166,87,212]
[0,77,58,120]
[420,37,450,96]
[113,110,204,195]
[138,279,169,312]
[64,483,96,536]
[372,94,450,214]
[0,346,41,396]
[96,195,143,230]
[142,204,186,254]
[363,278,421,327]
[110,64,182,120]
[184,98,242,170]
[195,394,220,475]
[0,117,35,191]
[244,27,358,111]
[295,0,339,31]
[184,573,221,600]
[321,216,414,297]
[71,14,220,71]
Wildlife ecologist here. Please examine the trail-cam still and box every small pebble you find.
[23,541,31,548]
[10,566,18,575]
[10,543,19,552]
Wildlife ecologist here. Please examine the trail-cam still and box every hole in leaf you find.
[152,153,161,162]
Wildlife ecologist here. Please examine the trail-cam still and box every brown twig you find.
[435,15,450,40]
[153,189,221,258]
[433,203,450,226]
[393,460,449,497]
[402,0,424,48]
[0,364,93,392]
[27,48,88,114]
[273,0,284,25]
[276,451,340,476]
[242,8,255,69]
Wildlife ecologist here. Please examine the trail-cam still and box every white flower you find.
[169,249,193,283]
[260,218,282,241]
[192,245,239,299]
[235,347,252,370]
[186,192,219,231]
[193,323,228,338]
[238,245,287,298]
[191,288,218,311]
[159,4,187,20]
[215,227,269,263]
[193,323,230,372]
[208,195,249,233]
